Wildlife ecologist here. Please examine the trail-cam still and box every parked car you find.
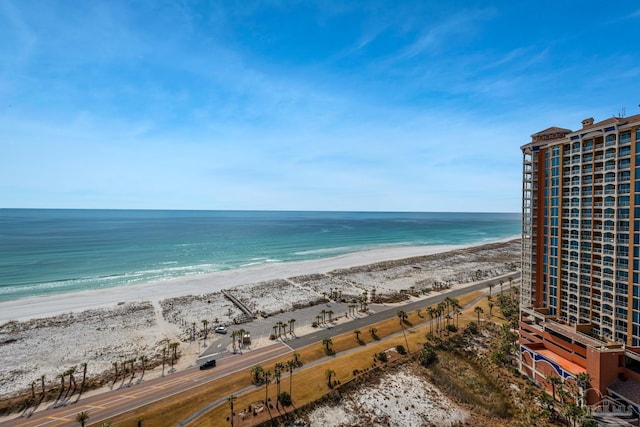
[215,326,228,334]
[199,359,216,370]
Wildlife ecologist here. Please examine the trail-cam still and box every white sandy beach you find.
[0,243,478,324]
[0,238,520,407]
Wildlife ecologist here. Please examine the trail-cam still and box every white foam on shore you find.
[0,237,518,324]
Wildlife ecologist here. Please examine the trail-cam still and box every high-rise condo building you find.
[519,114,640,408]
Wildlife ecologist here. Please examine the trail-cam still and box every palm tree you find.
[251,364,264,384]
[488,300,494,316]
[67,366,77,396]
[325,369,335,388]
[286,359,295,394]
[112,361,119,383]
[397,309,407,325]
[236,329,245,353]
[274,363,283,408]
[272,324,278,338]
[575,372,591,405]
[397,310,410,353]
[173,342,180,361]
[228,394,236,427]
[30,381,36,400]
[322,337,333,353]
[488,282,494,296]
[281,321,287,336]
[263,370,271,404]
[369,327,377,339]
[79,362,88,396]
[139,355,148,379]
[129,358,136,380]
[474,306,484,324]
[170,342,179,370]
[354,329,361,342]
[455,309,462,329]
[499,279,505,294]
[546,375,562,401]
[288,318,296,335]
[230,330,237,351]
[293,352,301,366]
[327,310,334,322]
[428,307,435,335]
[56,372,65,401]
[201,319,209,341]
[40,374,46,400]
[320,309,326,323]
[445,314,452,331]
[416,308,423,318]
[75,410,89,427]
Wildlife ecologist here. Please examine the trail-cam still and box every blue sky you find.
[1,1,639,212]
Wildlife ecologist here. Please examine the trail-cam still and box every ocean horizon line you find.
[0,207,520,215]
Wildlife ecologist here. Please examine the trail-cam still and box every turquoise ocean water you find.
[0,209,520,302]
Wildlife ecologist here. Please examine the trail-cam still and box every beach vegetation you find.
[353,329,363,345]
[369,327,378,340]
[79,362,88,396]
[395,344,406,355]
[263,370,271,403]
[251,365,264,384]
[397,309,410,352]
[286,359,296,399]
[465,321,479,335]
[278,391,291,406]
[418,344,437,367]
[322,337,333,354]
[325,369,336,388]
[201,319,208,340]
[273,367,282,409]
[474,306,484,324]
[227,394,236,427]
[138,356,147,380]
[75,410,89,427]
[376,352,388,362]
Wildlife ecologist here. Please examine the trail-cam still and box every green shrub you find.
[278,391,292,406]
[396,345,407,355]
[465,321,479,335]
[418,344,437,367]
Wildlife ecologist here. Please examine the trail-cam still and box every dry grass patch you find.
[189,336,419,427]
[427,350,511,418]
[90,373,254,427]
